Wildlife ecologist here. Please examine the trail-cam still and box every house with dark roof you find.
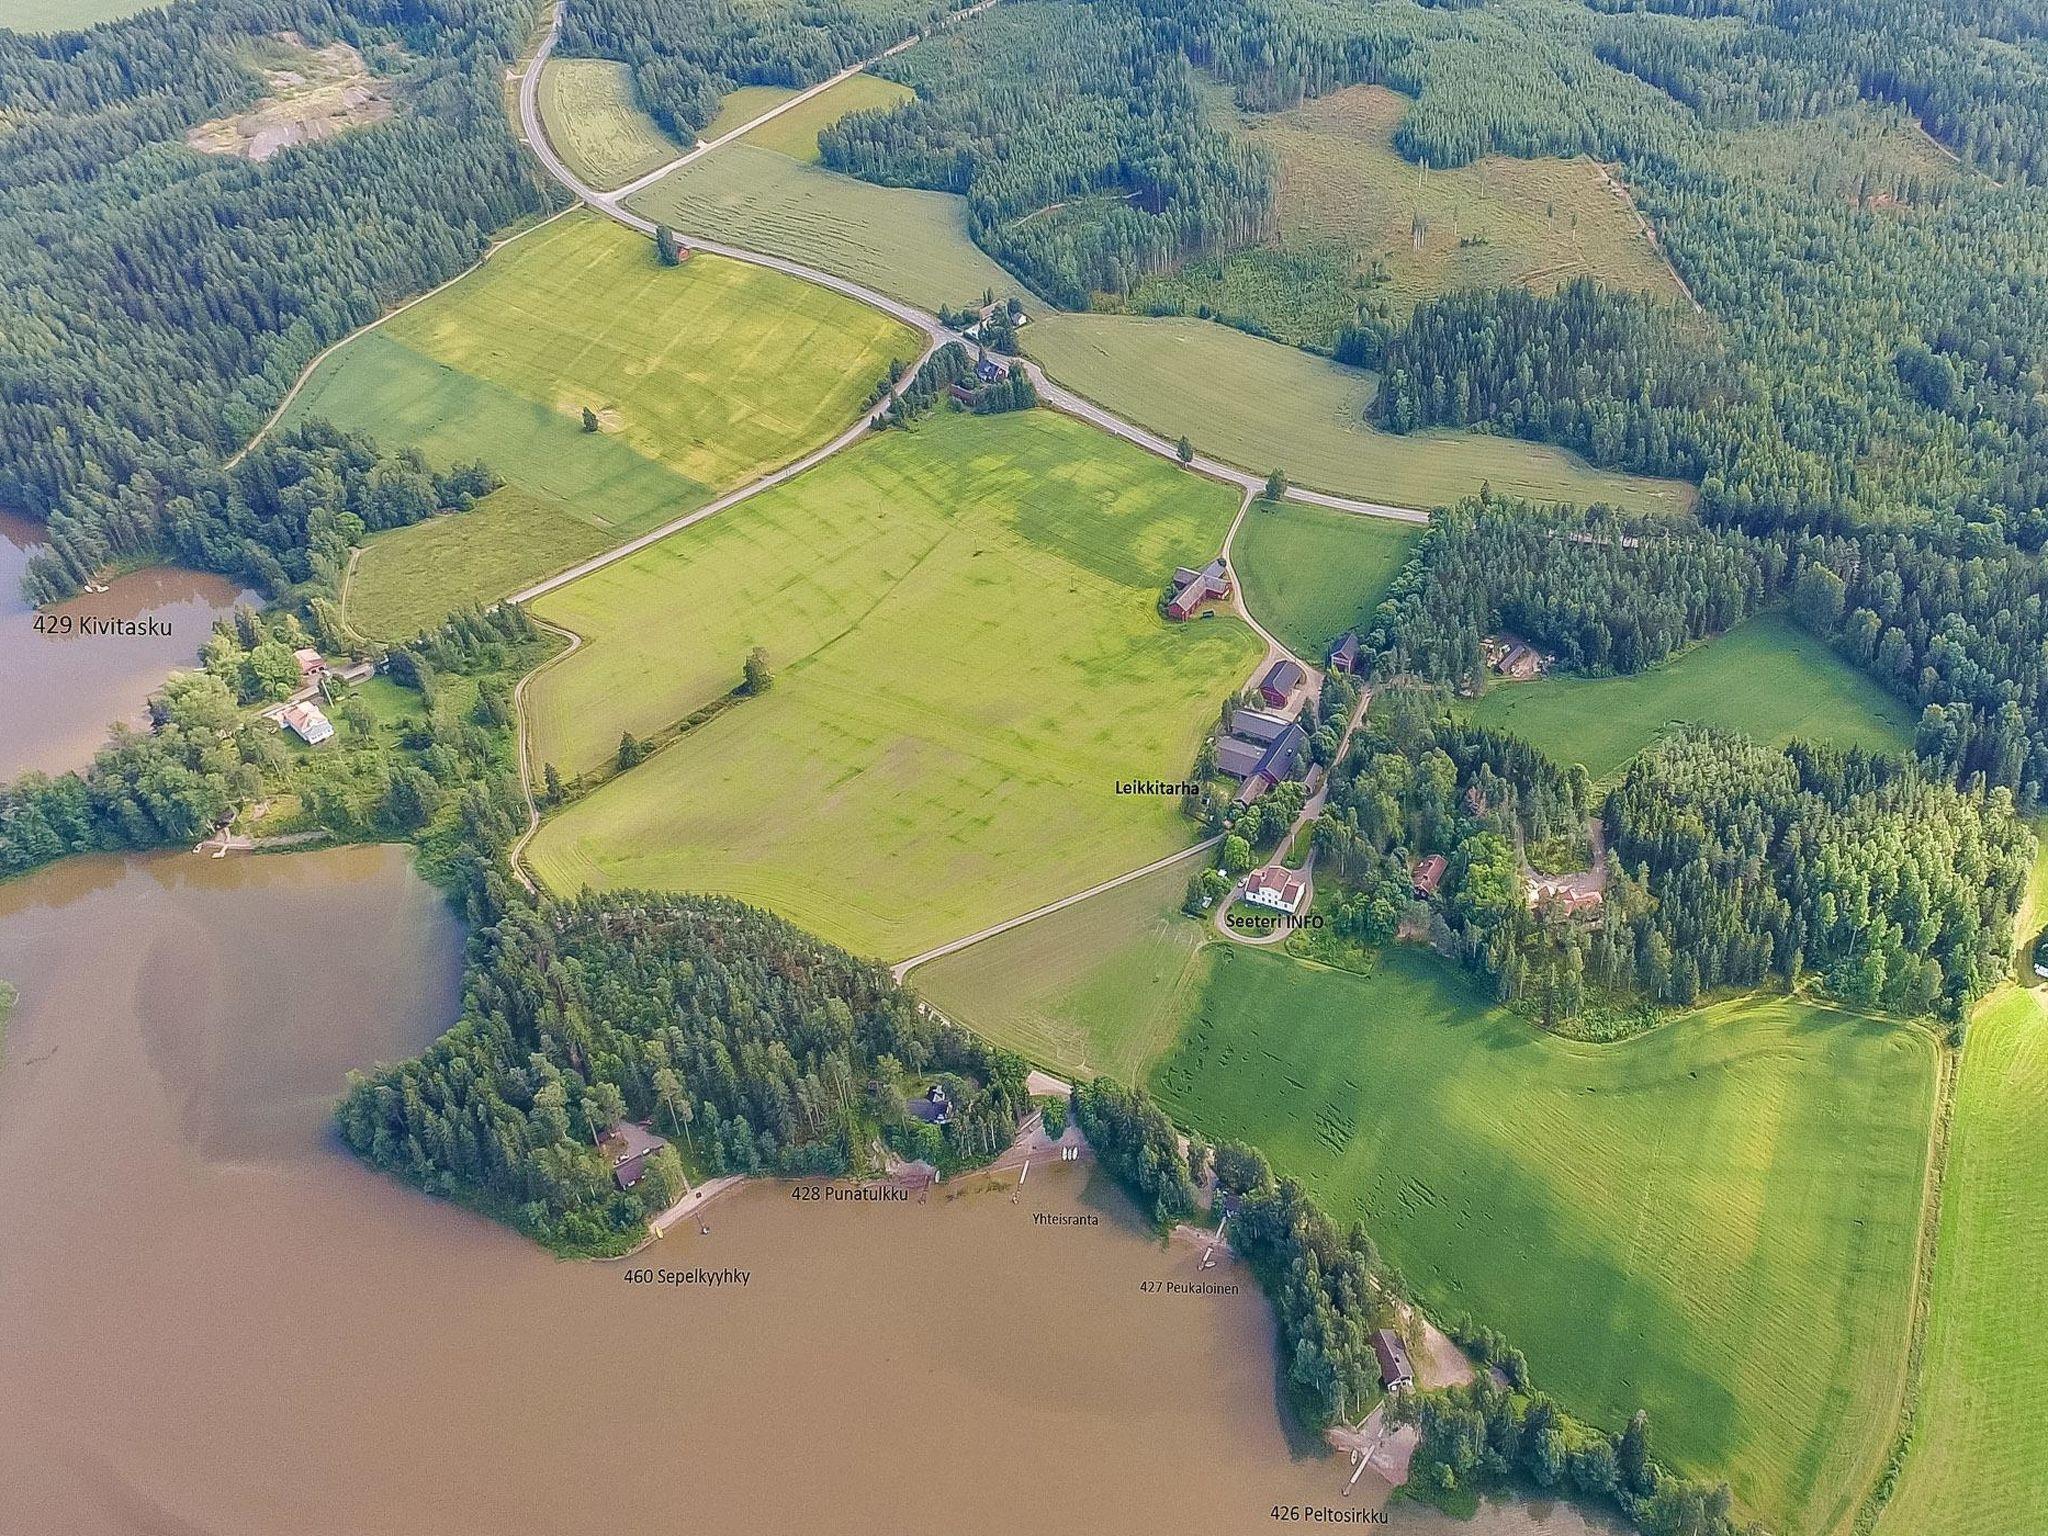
[1372,1329,1415,1392]
[1230,706,1296,745]
[975,355,1010,385]
[1257,658,1306,708]
[598,1121,669,1191]
[1214,736,1268,780]
[906,1084,952,1125]
[1327,632,1360,674]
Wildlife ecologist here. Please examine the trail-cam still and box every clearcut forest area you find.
[535,57,680,190]
[1023,313,1698,515]
[1153,945,1938,1535]
[526,409,1262,958]
[1460,612,1918,781]
[1232,500,1420,659]
[284,214,919,635]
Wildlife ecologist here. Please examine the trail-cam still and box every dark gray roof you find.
[1328,632,1360,665]
[1231,707,1295,744]
[602,1121,667,1165]
[1260,658,1306,694]
[1253,722,1307,782]
[1214,737,1267,779]
[1372,1329,1415,1387]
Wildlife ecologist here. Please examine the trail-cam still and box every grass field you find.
[1460,612,1917,780]
[740,72,914,162]
[535,58,679,191]
[1027,312,1696,516]
[914,860,1211,1082]
[1877,831,2048,1536]
[0,0,144,29]
[630,143,1033,313]
[1153,944,1937,1533]
[284,214,919,635]
[701,83,799,141]
[525,409,1263,959]
[1232,501,1419,659]
[1131,84,1684,341]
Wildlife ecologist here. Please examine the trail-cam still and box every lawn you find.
[1232,500,1419,659]
[1024,312,1697,516]
[283,214,919,635]
[524,409,1263,960]
[740,72,914,163]
[914,859,1212,1083]
[0,0,145,28]
[535,58,680,191]
[629,143,1034,313]
[1460,612,1917,780]
[1130,84,1685,342]
[1877,831,2048,1536]
[1152,944,1938,1534]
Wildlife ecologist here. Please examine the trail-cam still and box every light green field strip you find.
[1460,612,1917,780]
[915,860,1209,1083]
[535,58,681,192]
[630,143,1034,313]
[285,214,917,636]
[0,0,143,29]
[701,84,801,142]
[526,409,1262,960]
[1025,312,1697,516]
[740,72,914,163]
[1877,833,2048,1536]
[1154,945,1937,1534]
[1232,500,1419,659]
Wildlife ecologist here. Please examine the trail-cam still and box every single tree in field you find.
[1264,468,1288,502]
[654,223,681,266]
[1177,434,1194,465]
[617,731,646,770]
[541,762,564,806]
[743,646,773,694]
[582,406,600,433]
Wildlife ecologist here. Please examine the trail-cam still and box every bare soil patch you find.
[186,35,398,163]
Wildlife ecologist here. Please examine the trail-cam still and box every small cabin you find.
[1411,854,1447,899]
[1371,1328,1415,1392]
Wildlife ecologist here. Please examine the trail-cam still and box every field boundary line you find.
[508,611,584,893]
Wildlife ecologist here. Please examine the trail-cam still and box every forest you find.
[0,0,552,604]
[341,887,1030,1253]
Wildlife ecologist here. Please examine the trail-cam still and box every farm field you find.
[284,214,919,635]
[524,409,1263,960]
[915,859,1211,1083]
[701,84,799,141]
[1875,983,2048,1536]
[1152,944,1937,1534]
[740,72,913,162]
[1232,501,1419,659]
[1461,612,1917,780]
[1131,84,1685,342]
[534,58,679,191]
[1025,312,1697,516]
[631,144,1033,313]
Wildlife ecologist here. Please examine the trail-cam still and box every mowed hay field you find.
[1233,501,1419,659]
[1876,986,2048,1536]
[700,83,799,140]
[535,58,679,191]
[1253,85,1683,314]
[915,859,1211,1083]
[525,409,1263,960]
[631,144,1031,313]
[1153,944,1937,1533]
[1461,612,1917,780]
[287,214,919,635]
[739,72,913,162]
[1026,313,1697,516]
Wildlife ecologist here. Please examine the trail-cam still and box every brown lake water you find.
[0,845,1614,1536]
[0,508,254,779]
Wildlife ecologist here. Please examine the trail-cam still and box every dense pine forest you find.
[341,888,1030,1253]
[0,0,554,603]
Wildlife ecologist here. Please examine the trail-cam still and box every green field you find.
[740,72,914,162]
[1154,945,1936,1533]
[1232,501,1419,659]
[915,860,1211,1082]
[1025,312,1697,516]
[0,0,145,29]
[1461,612,1917,780]
[630,143,1033,313]
[1131,84,1685,341]
[284,214,919,635]
[535,58,680,191]
[525,409,1263,959]
[702,83,800,141]
[1875,985,2048,1536]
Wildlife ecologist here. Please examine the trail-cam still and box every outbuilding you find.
[1257,658,1306,708]
[1371,1328,1415,1392]
[1411,854,1447,899]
